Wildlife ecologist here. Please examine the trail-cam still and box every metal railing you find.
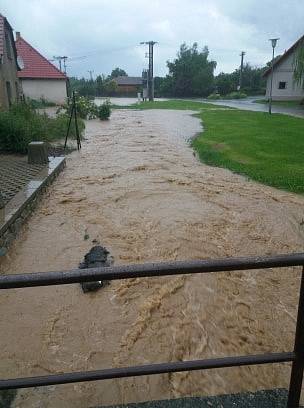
[1,252,304,407]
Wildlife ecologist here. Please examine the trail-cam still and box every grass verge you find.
[192,108,304,194]
[254,99,304,109]
[111,99,229,111]
[119,99,304,194]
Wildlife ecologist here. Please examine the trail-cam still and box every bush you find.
[207,93,221,100]
[60,95,111,120]
[74,96,97,119]
[0,102,85,154]
[224,91,247,99]
[57,95,112,121]
[96,99,111,120]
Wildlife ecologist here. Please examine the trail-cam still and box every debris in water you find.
[79,246,113,293]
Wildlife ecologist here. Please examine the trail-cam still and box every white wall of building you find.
[266,51,304,100]
[21,79,67,104]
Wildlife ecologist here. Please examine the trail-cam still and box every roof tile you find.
[15,36,67,79]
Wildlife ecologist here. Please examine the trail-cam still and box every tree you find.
[96,75,105,96]
[69,77,96,97]
[166,43,217,97]
[215,64,266,96]
[103,80,118,96]
[293,38,304,90]
[110,67,127,79]
[216,72,235,95]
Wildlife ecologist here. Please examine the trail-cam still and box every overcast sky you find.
[2,0,304,79]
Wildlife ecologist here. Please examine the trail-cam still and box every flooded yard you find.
[0,108,304,407]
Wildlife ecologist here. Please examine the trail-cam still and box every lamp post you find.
[269,38,279,115]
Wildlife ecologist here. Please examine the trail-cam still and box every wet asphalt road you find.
[193,96,304,118]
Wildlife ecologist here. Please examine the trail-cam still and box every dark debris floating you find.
[79,246,113,293]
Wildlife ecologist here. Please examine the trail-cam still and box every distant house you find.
[264,35,304,101]
[113,76,143,95]
[15,33,67,104]
[0,14,20,109]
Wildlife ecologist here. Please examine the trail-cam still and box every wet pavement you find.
[197,97,304,118]
[105,389,289,408]
[0,109,304,407]
[0,155,45,205]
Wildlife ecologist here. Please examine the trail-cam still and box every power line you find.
[53,56,68,74]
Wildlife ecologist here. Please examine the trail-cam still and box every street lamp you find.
[268,38,279,115]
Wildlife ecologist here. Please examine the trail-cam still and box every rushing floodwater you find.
[0,109,304,407]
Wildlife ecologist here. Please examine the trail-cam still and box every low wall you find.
[0,157,66,255]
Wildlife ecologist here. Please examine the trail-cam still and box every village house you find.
[0,14,20,109]
[264,35,304,101]
[113,75,143,95]
[15,33,68,104]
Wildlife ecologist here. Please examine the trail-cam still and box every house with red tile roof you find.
[0,14,20,109]
[15,33,67,104]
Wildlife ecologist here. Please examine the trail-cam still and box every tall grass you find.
[0,103,85,154]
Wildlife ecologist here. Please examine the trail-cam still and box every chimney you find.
[16,32,21,40]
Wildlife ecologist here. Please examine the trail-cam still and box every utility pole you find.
[140,41,157,101]
[53,56,68,74]
[238,51,246,91]
[88,70,94,81]
[62,56,68,74]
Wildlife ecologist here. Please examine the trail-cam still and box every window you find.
[279,81,287,90]
[5,31,12,59]
[6,82,12,106]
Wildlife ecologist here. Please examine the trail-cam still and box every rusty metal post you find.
[287,266,304,407]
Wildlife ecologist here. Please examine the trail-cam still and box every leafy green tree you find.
[216,73,235,95]
[166,43,216,97]
[110,67,127,78]
[96,75,105,96]
[293,38,304,89]
[69,77,96,97]
[103,80,118,96]
[215,64,266,96]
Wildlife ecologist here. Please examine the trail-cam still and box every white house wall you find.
[266,51,304,100]
[21,79,67,104]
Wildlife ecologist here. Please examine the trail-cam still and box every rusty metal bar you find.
[0,352,295,390]
[287,266,304,407]
[1,253,304,289]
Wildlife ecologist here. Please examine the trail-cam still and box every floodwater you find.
[94,97,168,106]
[0,109,304,407]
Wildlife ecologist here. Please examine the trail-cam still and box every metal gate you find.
[1,252,304,407]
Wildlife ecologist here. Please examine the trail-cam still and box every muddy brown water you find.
[0,109,304,407]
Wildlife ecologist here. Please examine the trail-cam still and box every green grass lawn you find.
[254,99,304,109]
[120,99,303,194]
[192,108,304,193]
[112,99,229,111]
